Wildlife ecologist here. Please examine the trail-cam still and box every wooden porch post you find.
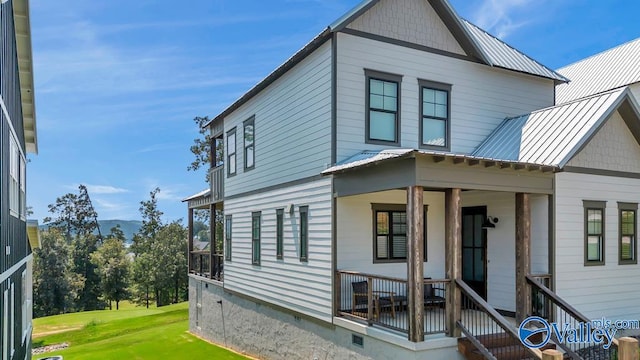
[445,188,462,337]
[516,193,531,323]
[188,207,194,273]
[407,186,424,342]
[210,203,216,280]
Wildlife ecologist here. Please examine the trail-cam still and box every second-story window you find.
[225,215,232,261]
[227,128,236,176]
[9,136,20,218]
[420,80,451,150]
[365,70,402,145]
[244,116,255,170]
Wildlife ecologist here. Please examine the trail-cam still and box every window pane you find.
[463,215,473,247]
[369,111,396,141]
[622,210,635,234]
[246,146,254,168]
[383,81,397,97]
[621,236,633,260]
[370,79,384,95]
[435,104,447,118]
[377,212,389,234]
[227,133,235,152]
[474,249,484,281]
[383,96,397,112]
[392,236,407,258]
[370,94,384,109]
[228,155,236,174]
[474,215,483,247]
[423,102,436,117]
[423,88,435,103]
[463,249,473,280]
[587,236,601,261]
[422,118,446,146]
[377,236,388,258]
[435,90,447,105]
[587,209,602,234]
[244,124,254,145]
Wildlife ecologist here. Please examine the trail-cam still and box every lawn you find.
[32,302,250,360]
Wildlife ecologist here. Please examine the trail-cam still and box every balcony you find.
[209,165,224,202]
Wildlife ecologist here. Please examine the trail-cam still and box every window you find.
[373,204,428,262]
[365,70,402,145]
[22,271,27,342]
[226,128,236,176]
[619,202,637,264]
[252,212,261,265]
[584,201,606,265]
[3,287,8,360]
[243,117,255,170]
[420,80,451,150]
[299,206,308,262]
[225,215,232,261]
[276,209,284,259]
[9,136,19,217]
[20,157,26,219]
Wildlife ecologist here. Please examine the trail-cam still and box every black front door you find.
[462,206,487,300]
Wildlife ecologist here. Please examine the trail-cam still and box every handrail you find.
[456,279,542,360]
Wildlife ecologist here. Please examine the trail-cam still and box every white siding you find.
[336,32,555,162]
[568,111,640,173]
[347,0,465,56]
[555,172,640,321]
[631,84,640,103]
[224,178,333,322]
[336,190,446,279]
[224,41,332,197]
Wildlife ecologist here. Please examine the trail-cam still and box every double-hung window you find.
[584,200,606,265]
[373,204,427,262]
[226,128,237,176]
[420,80,451,150]
[365,70,402,145]
[9,136,19,217]
[252,212,261,265]
[244,117,255,170]
[224,215,232,261]
[619,202,637,264]
[276,209,284,259]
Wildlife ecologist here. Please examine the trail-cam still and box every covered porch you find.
[325,150,556,344]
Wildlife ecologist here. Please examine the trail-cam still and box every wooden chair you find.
[424,279,446,309]
[351,280,398,319]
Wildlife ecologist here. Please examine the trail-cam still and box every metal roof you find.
[182,188,210,202]
[556,38,640,104]
[461,20,568,83]
[472,88,631,168]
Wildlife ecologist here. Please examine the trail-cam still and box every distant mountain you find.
[39,220,142,244]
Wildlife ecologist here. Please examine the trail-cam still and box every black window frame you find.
[618,202,637,265]
[584,200,606,266]
[243,116,255,171]
[364,69,403,146]
[419,79,452,151]
[276,208,284,260]
[226,127,237,177]
[299,206,309,262]
[225,215,232,261]
[252,212,261,266]
[372,203,428,263]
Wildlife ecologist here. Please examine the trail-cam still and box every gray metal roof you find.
[556,38,640,104]
[461,20,568,83]
[472,88,630,167]
[182,188,210,202]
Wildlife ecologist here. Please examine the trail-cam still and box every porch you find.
[184,188,224,282]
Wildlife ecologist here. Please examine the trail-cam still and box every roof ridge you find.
[557,37,640,71]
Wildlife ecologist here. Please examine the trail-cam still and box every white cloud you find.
[472,0,538,39]
[65,184,129,195]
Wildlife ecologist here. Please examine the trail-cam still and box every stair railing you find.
[456,279,542,360]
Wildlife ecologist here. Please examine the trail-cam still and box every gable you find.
[567,110,640,173]
[346,0,466,56]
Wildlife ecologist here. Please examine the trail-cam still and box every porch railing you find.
[336,270,447,336]
[457,279,542,360]
[526,275,618,359]
[189,251,224,281]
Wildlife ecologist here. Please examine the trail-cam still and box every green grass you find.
[33,302,249,360]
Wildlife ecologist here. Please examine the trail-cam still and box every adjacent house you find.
[1,1,38,360]
[185,0,640,359]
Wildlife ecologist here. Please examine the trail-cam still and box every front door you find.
[462,206,487,300]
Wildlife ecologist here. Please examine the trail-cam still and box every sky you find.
[27,0,640,223]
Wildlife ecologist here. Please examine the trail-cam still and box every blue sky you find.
[28,0,640,223]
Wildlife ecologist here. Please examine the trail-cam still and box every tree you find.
[91,235,130,310]
[70,233,103,311]
[152,221,188,305]
[187,116,212,177]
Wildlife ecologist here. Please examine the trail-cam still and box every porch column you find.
[407,186,424,342]
[188,207,194,273]
[445,188,462,337]
[516,193,531,323]
[209,203,216,280]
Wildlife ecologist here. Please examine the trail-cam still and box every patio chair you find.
[351,280,398,319]
[424,279,446,309]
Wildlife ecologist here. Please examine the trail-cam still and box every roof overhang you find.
[13,0,37,154]
[182,188,213,209]
[27,219,40,249]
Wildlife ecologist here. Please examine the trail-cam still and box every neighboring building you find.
[1,1,38,360]
[185,1,640,359]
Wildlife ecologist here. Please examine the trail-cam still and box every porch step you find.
[458,332,559,360]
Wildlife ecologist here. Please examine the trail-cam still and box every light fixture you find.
[286,204,295,216]
[482,216,499,229]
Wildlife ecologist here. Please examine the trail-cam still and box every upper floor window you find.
[420,80,451,150]
[244,117,255,171]
[373,204,427,263]
[9,136,20,218]
[365,69,402,145]
[225,215,232,261]
[584,200,606,266]
[619,202,637,265]
[226,128,236,176]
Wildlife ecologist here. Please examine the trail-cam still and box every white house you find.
[184,1,640,359]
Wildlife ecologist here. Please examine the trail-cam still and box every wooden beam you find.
[542,349,563,360]
[467,159,480,166]
[407,186,425,342]
[513,164,525,170]
[453,157,465,165]
[516,193,531,323]
[499,163,511,169]
[618,337,639,360]
[445,188,462,337]
[483,161,495,168]
[433,156,446,163]
[188,207,194,272]
[210,203,216,279]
